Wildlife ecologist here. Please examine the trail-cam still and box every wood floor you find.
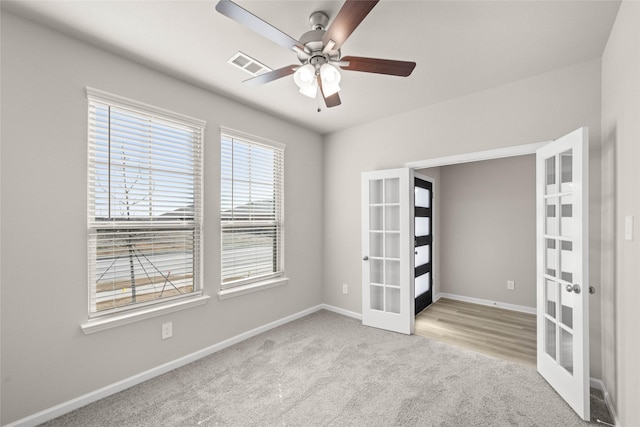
[415,298,537,366]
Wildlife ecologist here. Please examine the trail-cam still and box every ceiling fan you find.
[215,0,416,108]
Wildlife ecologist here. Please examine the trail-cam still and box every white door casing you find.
[362,168,414,334]
[536,127,590,420]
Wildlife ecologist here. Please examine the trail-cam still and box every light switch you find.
[625,216,634,241]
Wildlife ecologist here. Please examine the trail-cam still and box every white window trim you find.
[86,87,206,129]
[217,276,289,300]
[220,127,286,292]
[86,87,207,325]
[81,295,211,334]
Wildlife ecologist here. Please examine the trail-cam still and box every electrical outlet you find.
[161,322,173,340]
[342,283,348,294]
[507,280,515,290]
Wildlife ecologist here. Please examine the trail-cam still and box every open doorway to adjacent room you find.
[408,144,541,366]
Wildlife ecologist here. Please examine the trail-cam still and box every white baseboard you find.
[435,292,536,315]
[590,378,619,426]
[5,304,326,427]
[321,303,362,320]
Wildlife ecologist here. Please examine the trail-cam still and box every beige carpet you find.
[42,310,600,426]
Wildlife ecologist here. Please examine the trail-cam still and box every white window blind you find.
[87,87,205,316]
[220,129,284,289]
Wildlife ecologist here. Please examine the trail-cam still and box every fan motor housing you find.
[296,11,340,64]
[298,29,325,54]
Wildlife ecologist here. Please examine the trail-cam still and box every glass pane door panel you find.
[385,206,400,231]
[560,149,573,193]
[415,245,430,266]
[560,328,574,375]
[546,156,556,195]
[415,217,430,237]
[546,279,557,318]
[560,289,574,329]
[545,318,557,360]
[416,273,430,296]
[545,239,557,277]
[370,206,383,231]
[546,199,558,235]
[536,129,587,418]
[370,179,383,204]
[385,178,400,203]
[370,285,384,311]
[560,195,574,238]
[370,233,383,258]
[385,233,400,259]
[370,259,383,284]
[415,187,430,208]
[386,287,400,314]
[385,260,400,286]
[560,241,574,283]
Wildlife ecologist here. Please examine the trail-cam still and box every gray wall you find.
[425,155,536,309]
[323,58,603,378]
[600,2,640,425]
[0,12,323,424]
[5,2,637,424]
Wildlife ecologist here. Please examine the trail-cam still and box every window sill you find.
[217,277,289,300]
[80,294,211,335]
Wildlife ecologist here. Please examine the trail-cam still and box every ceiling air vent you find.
[227,52,272,76]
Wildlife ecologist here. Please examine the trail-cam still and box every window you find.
[220,129,284,290]
[87,88,205,317]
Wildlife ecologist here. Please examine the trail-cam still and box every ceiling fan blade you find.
[215,0,304,52]
[340,56,416,77]
[243,65,298,86]
[318,75,341,108]
[323,92,341,108]
[322,0,379,51]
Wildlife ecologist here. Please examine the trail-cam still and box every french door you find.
[536,127,589,420]
[361,168,413,334]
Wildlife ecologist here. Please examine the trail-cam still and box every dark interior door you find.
[414,177,433,314]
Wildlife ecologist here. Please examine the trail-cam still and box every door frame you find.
[406,141,549,304]
[406,141,551,305]
[406,141,550,170]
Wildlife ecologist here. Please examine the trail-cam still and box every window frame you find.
[219,128,286,294]
[85,87,206,323]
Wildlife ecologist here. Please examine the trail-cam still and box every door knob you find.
[589,286,596,294]
[572,284,581,294]
[362,255,369,261]
[565,284,581,294]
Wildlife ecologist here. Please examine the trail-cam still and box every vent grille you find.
[227,52,272,76]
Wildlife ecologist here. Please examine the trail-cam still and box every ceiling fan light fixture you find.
[217,0,416,109]
[320,63,340,84]
[320,63,341,96]
[294,63,316,87]
[299,80,318,98]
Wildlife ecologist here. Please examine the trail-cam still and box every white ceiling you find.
[2,0,621,135]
